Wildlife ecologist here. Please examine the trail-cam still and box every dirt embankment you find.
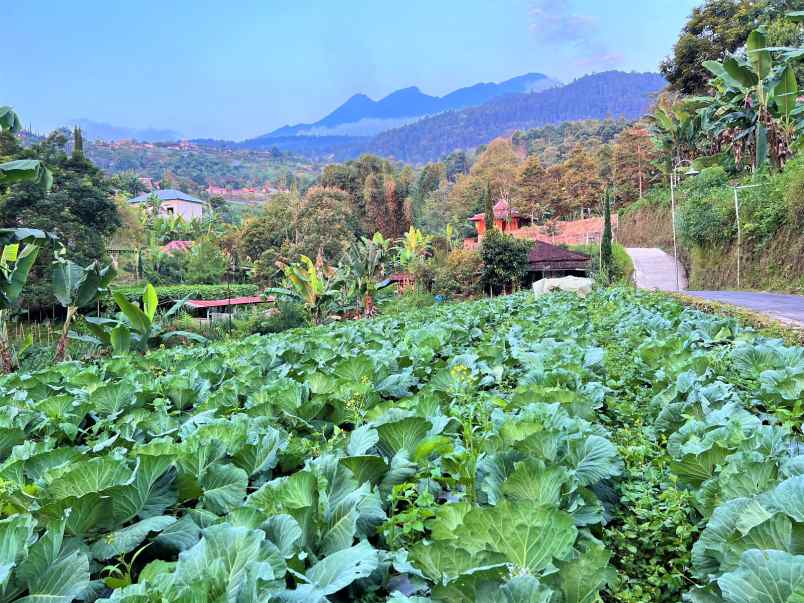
[618,207,804,294]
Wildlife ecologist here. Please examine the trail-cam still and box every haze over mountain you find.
[261,73,560,139]
[215,71,666,163]
[71,119,183,143]
[367,71,667,162]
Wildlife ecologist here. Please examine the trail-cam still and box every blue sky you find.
[4,1,700,140]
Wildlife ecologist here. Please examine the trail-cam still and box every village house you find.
[465,198,608,281]
[465,200,618,248]
[129,189,206,220]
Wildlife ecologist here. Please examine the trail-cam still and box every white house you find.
[129,189,206,220]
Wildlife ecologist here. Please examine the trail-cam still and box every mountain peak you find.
[261,72,560,139]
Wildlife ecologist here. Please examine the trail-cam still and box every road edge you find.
[665,291,804,346]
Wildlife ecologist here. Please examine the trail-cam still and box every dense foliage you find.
[0,288,802,601]
[0,131,121,309]
[85,138,318,192]
[661,0,802,94]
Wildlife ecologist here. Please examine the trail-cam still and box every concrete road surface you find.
[684,290,804,326]
[625,247,687,291]
[625,247,804,326]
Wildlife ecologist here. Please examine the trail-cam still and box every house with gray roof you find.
[129,189,206,220]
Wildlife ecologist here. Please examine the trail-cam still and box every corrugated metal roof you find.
[129,189,205,205]
[528,240,591,264]
[185,295,274,309]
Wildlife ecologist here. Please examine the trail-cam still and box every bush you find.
[378,292,436,315]
[235,301,308,336]
[678,188,734,248]
[570,242,634,284]
[781,154,804,227]
[142,249,187,285]
[479,229,532,294]
[408,257,435,293]
[433,249,483,297]
[185,238,228,284]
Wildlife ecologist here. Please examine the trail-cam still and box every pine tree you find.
[600,188,614,285]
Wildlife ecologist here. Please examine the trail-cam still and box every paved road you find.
[625,247,687,291]
[625,247,804,326]
[684,290,804,326]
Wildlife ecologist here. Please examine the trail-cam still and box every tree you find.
[558,146,604,218]
[0,128,120,309]
[483,181,494,231]
[698,27,803,171]
[237,193,297,261]
[295,187,357,260]
[72,126,84,160]
[444,150,470,181]
[415,163,445,204]
[516,155,549,223]
[660,0,775,94]
[185,237,227,284]
[611,125,661,204]
[0,106,51,190]
[599,189,614,285]
[479,229,531,295]
[363,174,387,237]
[447,138,522,229]
[109,170,147,196]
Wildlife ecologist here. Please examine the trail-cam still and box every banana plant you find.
[83,283,203,354]
[0,229,47,372]
[267,253,341,325]
[648,95,703,180]
[52,250,117,362]
[397,227,431,270]
[0,106,52,190]
[699,27,803,171]
[343,233,389,318]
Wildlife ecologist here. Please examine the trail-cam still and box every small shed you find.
[527,240,591,282]
[387,272,416,294]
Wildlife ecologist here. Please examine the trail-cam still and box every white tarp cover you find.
[532,276,594,298]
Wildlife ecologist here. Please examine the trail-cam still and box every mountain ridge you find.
[221,71,666,163]
[260,72,560,139]
[71,119,183,143]
[365,70,667,162]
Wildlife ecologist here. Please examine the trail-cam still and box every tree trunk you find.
[364,293,375,318]
[53,307,76,363]
[0,339,14,374]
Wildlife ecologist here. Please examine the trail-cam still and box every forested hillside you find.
[367,71,666,162]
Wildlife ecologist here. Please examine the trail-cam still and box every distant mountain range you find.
[366,71,667,162]
[71,119,183,143]
[73,70,667,165]
[210,71,665,163]
[260,73,560,139]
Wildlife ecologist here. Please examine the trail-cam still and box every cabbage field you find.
[0,289,802,602]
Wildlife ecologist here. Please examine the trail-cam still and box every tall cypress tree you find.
[483,182,494,234]
[72,126,84,159]
[600,187,614,284]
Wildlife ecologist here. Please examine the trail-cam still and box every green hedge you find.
[101,284,260,311]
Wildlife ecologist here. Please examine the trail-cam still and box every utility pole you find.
[732,184,762,290]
